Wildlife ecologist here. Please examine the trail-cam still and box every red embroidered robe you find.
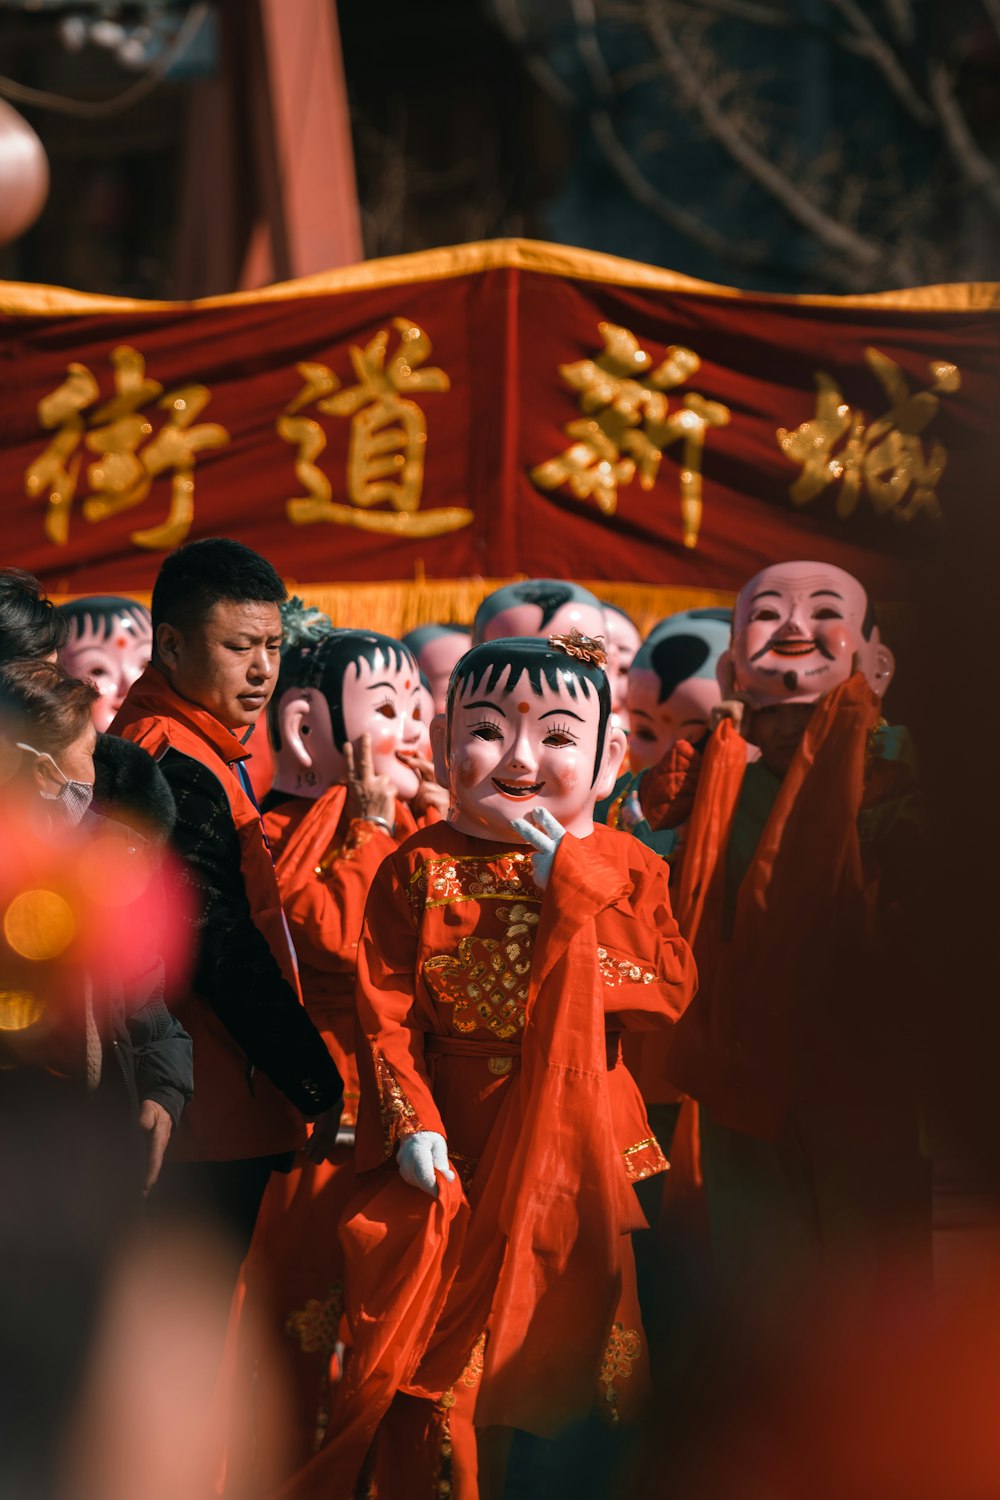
[289,820,696,1499]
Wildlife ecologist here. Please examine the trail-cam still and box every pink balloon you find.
[0,99,49,247]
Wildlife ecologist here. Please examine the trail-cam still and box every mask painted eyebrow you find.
[810,590,844,600]
[462,698,508,717]
[540,707,585,722]
[366,680,398,692]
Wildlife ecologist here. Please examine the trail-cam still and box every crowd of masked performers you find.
[0,544,924,1500]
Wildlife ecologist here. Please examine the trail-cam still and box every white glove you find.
[396,1131,455,1197]
[511,807,566,889]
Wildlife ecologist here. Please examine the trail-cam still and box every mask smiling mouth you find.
[492,778,544,799]
[752,636,835,661]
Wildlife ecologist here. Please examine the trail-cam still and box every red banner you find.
[1,239,996,602]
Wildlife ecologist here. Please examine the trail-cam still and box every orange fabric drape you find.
[292,825,694,1497]
[664,674,882,1141]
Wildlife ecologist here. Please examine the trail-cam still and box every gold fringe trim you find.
[52,577,734,641]
[3,238,998,317]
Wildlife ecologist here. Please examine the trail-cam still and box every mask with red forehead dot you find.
[432,633,626,843]
[402,624,470,717]
[627,609,732,772]
[722,561,894,706]
[58,596,152,734]
[270,628,423,802]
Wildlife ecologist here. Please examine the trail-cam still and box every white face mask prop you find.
[723,561,894,706]
[431,634,626,844]
[472,580,608,650]
[58,597,152,733]
[402,625,471,717]
[271,630,424,802]
[626,609,732,772]
[601,605,642,719]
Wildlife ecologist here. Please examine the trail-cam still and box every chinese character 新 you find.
[25,344,229,550]
[777,347,961,522]
[529,321,731,549]
[277,318,472,537]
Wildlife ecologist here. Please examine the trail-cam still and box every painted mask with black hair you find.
[58,595,152,732]
[270,629,424,800]
[627,609,732,771]
[433,637,626,842]
[472,579,606,647]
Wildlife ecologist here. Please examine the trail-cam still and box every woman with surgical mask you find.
[1,658,98,829]
[0,655,193,1191]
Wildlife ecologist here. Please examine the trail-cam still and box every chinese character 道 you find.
[278,318,471,537]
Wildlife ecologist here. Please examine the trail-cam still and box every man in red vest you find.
[113,538,343,1267]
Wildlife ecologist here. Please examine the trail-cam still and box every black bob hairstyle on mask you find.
[151,538,286,635]
[271,628,417,751]
[446,637,612,784]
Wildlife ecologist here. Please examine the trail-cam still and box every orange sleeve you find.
[595,842,698,1031]
[280,818,397,972]
[354,851,445,1172]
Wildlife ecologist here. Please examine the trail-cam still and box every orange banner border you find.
[3,237,998,318]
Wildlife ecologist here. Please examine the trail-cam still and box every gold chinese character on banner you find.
[530,321,730,549]
[278,318,472,536]
[25,345,229,549]
[777,347,960,522]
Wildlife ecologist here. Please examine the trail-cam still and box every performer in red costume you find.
[644,562,923,1305]
[296,631,696,1500]
[221,623,438,1496]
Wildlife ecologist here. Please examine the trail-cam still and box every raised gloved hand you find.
[396,1130,455,1197]
[639,739,703,831]
[510,806,566,889]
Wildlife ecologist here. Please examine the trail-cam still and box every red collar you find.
[115,665,253,766]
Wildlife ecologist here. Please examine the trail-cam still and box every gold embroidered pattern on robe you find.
[597,945,657,988]
[371,1045,423,1156]
[422,903,539,1039]
[598,1321,642,1424]
[409,851,544,914]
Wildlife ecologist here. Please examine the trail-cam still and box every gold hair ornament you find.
[547,629,608,669]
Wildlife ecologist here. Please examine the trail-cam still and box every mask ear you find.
[593,722,628,801]
[716,648,737,698]
[278,691,316,771]
[430,713,449,787]
[869,640,895,699]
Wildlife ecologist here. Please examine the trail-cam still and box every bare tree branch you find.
[492,0,577,108]
[641,0,885,269]
[572,0,617,100]
[880,0,915,48]
[666,0,800,25]
[589,108,770,267]
[928,61,1000,216]
[822,0,933,124]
